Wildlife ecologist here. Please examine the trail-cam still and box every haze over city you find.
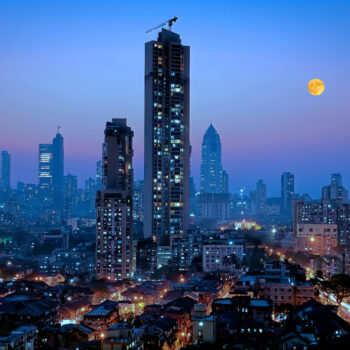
[1,0,350,197]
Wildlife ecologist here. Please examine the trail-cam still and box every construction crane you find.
[146,16,178,34]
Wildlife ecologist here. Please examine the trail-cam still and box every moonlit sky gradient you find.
[1,0,350,197]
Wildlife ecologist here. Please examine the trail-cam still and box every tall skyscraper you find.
[0,151,11,190]
[281,172,294,218]
[200,123,228,194]
[96,118,134,280]
[38,131,64,210]
[144,29,190,243]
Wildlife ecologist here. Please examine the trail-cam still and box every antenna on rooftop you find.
[55,125,62,134]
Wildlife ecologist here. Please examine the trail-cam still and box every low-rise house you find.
[294,281,314,305]
[192,304,216,345]
[280,331,313,350]
[291,298,350,346]
[0,325,36,350]
[40,324,94,349]
[0,299,58,329]
[102,323,143,350]
[83,300,118,335]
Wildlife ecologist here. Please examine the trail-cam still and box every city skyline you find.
[2,2,350,345]
[1,0,350,197]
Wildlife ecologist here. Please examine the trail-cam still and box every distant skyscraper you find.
[96,160,103,190]
[331,173,342,187]
[133,180,144,240]
[189,176,199,218]
[38,131,64,211]
[200,123,228,194]
[322,173,348,204]
[38,144,54,191]
[85,177,96,217]
[144,29,190,243]
[281,172,294,218]
[96,118,134,280]
[0,151,11,190]
[63,174,78,219]
[133,180,144,223]
[251,179,267,215]
[52,132,64,210]
[199,193,230,220]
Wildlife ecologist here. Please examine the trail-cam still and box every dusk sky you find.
[1,0,349,197]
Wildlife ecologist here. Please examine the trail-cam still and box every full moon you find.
[308,78,325,96]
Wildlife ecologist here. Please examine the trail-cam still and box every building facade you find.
[293,198,350,246]
[95,119,134,280]
[202,243,244,272]
[294,223,338,255]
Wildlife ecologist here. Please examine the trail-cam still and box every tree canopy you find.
[320,274,350,305]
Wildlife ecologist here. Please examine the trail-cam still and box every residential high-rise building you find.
[0,151,11,190]
[96,118,134,280]
[322,173,348,204]
[294,223,338,255]
[200,123,228,194]
[281,172,294,218]
[144,29,190,243]
[293,198,350,246]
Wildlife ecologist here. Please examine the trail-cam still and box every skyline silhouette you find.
[1,0,350,196]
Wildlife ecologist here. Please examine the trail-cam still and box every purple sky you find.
[1,0,350,197]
